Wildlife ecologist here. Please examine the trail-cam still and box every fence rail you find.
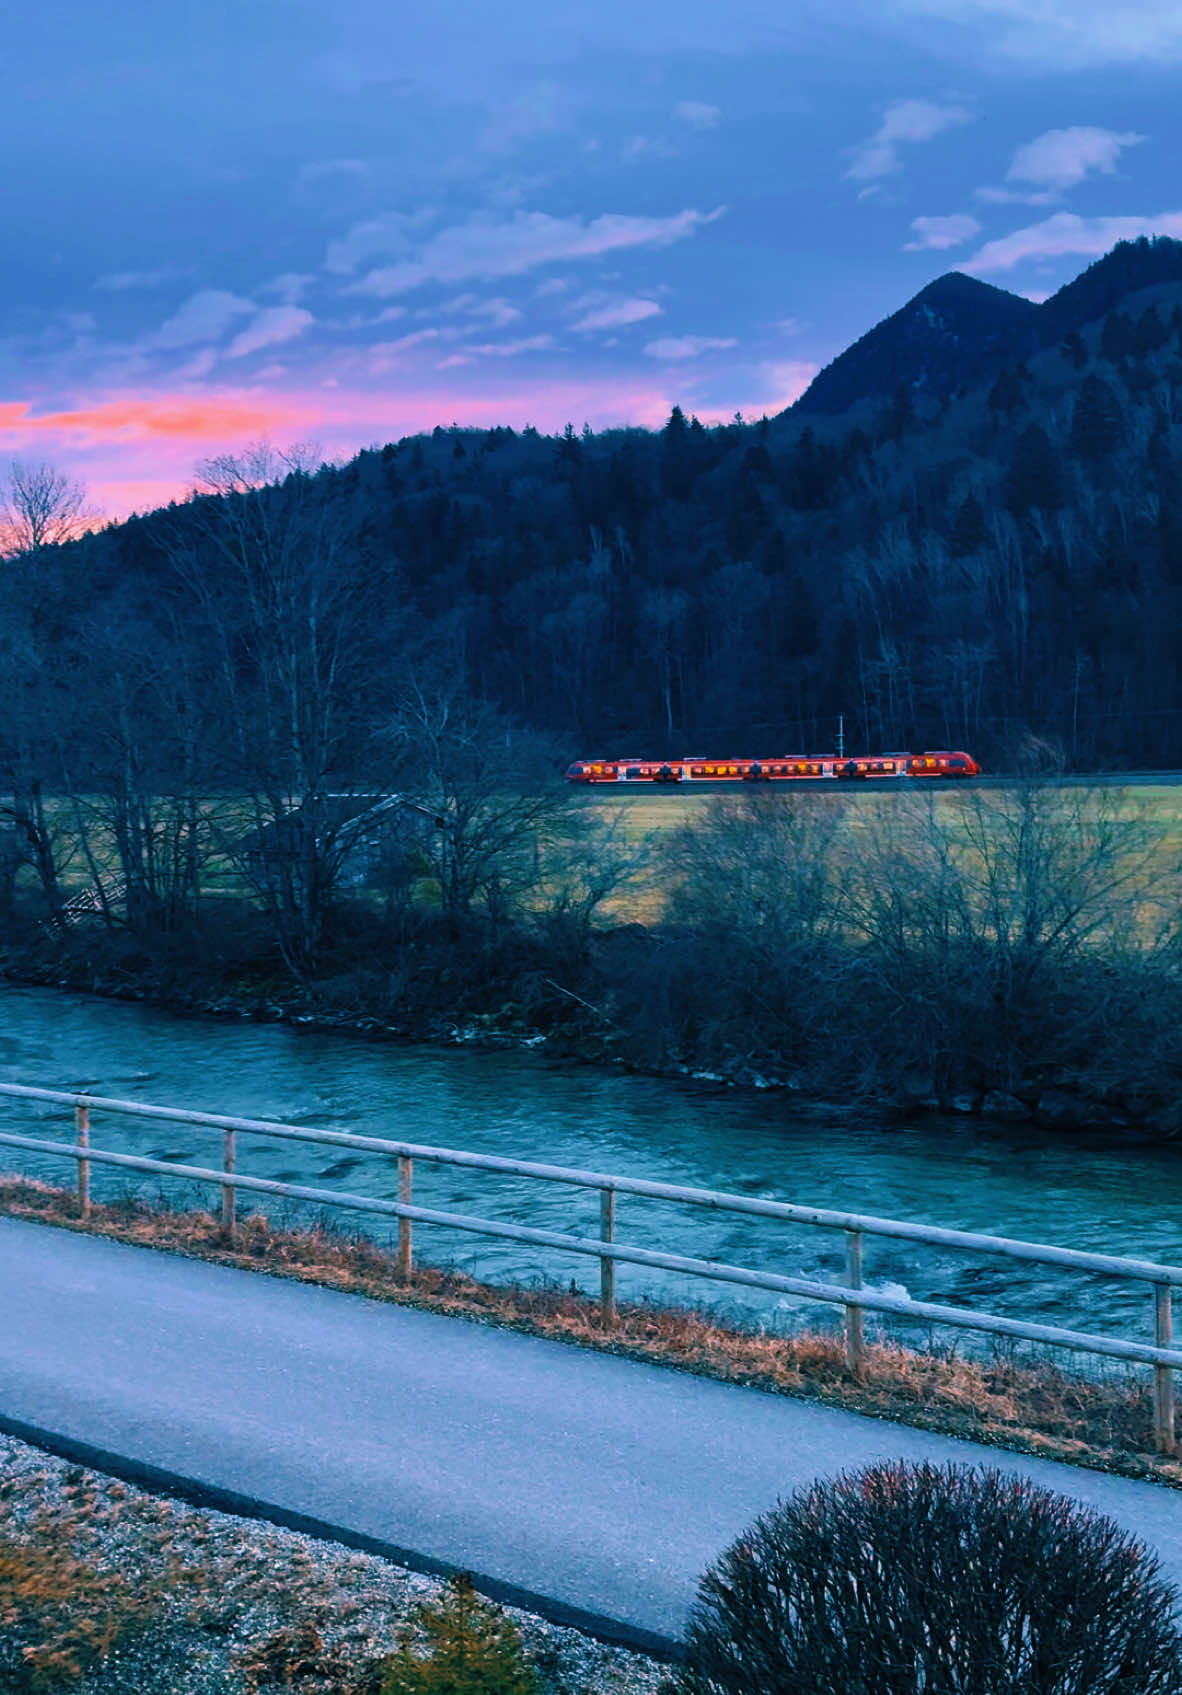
[0,1081,1177,1452]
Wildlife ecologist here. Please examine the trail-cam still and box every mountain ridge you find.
[792,234,1182,418]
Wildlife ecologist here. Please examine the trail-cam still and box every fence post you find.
[600,1186,616,1328]
[221,1129,236,1235]
[398,1156,413,1278]
[74,1100,90,1220]
[845,1228,865,1378]
[1155,1283,1175,1453]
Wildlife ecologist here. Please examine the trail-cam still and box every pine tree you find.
[1060,331,1089,372]
[950,492,988,557]
[1006,425,1064,517]
[1133,306,1168,356]
[1100,310,1133,363]
[1069,373,1123,463]
[988,366,1026,415]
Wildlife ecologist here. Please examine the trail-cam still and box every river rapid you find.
[1,982,1178,1357]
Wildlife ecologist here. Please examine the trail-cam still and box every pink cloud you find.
[0,394,315,444]
[0,376,678,519]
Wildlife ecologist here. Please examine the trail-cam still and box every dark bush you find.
[672,1461,1182,1694]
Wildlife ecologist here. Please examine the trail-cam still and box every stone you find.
[981,1090,1032,1122]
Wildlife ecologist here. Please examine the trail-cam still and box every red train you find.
[565,750,980,783]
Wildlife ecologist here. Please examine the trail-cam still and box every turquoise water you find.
[1,982,1177,1353]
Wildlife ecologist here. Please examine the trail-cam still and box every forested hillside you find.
[6,234,1182,785]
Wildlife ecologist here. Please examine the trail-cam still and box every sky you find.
[3,0,1182,520]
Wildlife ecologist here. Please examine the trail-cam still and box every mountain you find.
[5,238,1182,781]
[1038,235,1182,343]
[794,272,1038,416]
[793,235,1182,418]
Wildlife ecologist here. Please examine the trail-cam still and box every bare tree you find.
[390,673,573,931]
[848,775,1164,1095]
[153,444,394,973]
[0,460,95,558]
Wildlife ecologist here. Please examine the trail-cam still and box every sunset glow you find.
[3,0,1179,519]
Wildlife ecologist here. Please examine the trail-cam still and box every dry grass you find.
[572,780,1182,925]
[2,1175,1178,1491]
[0,1472,215,1690]
[0,1433,667,1694]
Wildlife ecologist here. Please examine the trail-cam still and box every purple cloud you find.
[572,297,662,331]
[227,306,316,359]
[644,334,737,359]
[847,99,972,182]
[1006,126,1145,192]
[966,208,1182,273]
[904,213,983,250]
[337,207,724,297]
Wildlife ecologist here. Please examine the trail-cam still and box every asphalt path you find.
[3,1217,1182,1651]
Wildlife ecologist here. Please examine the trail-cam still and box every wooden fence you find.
[0,1081,1179,1451]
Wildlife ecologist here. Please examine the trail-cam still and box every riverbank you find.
[0,917,1164,1140]
[1,1177,1177,1491]
[0,1428,667,1693]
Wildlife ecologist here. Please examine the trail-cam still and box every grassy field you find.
[571,779,1182,839]
[17,779,1182,932]
[569,780,1182,927]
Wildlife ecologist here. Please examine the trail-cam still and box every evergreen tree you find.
[1061,331,1089,372]
[1133,306,1168,355]
[780,569,820,659]
[1006,424,1064,517]
[1100,310,1133,363]
[661,406,694,501]
[1069,374,1123,463]
[950,492,989,557]
[988,366,1026,415]
[786,428,837,510]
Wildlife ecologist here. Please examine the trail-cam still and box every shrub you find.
[672,1461,1182,1694]
[0,1524,140,1691]
[376,1573,537,1695]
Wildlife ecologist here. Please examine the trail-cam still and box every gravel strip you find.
[0,1432,671,1694]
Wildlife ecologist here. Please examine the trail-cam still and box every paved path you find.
[3,1216,1182,1649]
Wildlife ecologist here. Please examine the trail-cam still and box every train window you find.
[626,767,641,778]
[885,762,894,773]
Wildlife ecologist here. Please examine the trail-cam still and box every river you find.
[0,983,1178,1356]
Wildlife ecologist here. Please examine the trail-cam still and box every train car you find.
[564,750,979,783]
